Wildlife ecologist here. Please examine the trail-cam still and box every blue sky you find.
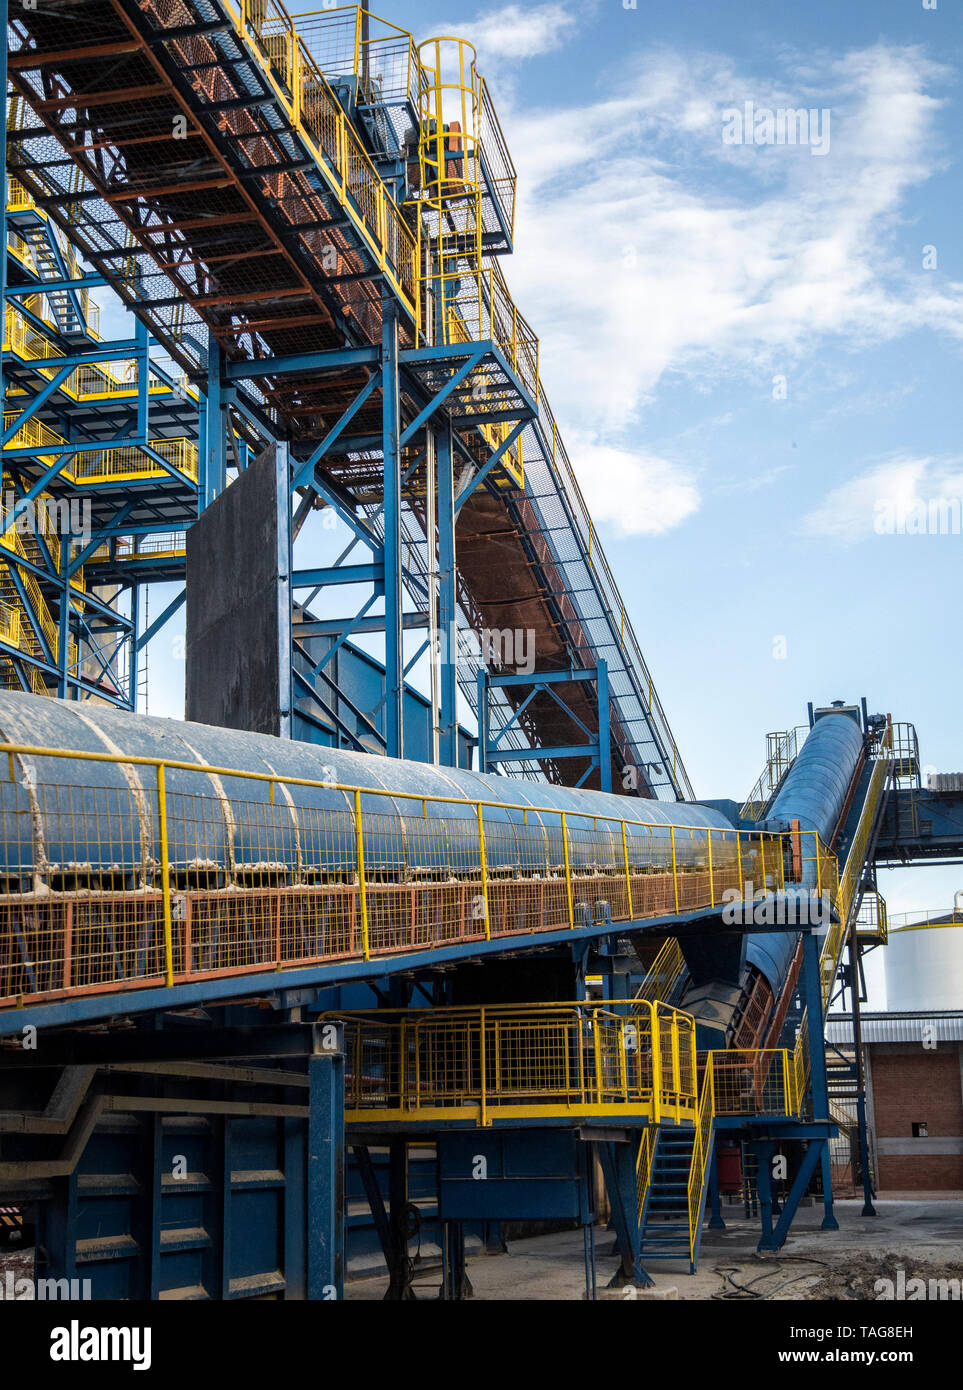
[126,0,962,999]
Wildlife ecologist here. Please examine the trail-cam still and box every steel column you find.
[437,420,459,767]
[381,296,403,757]
[306,1045,345,1301]
[801,928,838,1230]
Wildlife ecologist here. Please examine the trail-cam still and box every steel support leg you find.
[437,421,459,767]
[802,928,838,1230]
[441,1221,471,1300]
[819,1140,838,1230]
[307,1048,345,1301]
[381,297,403,758]
[203,332,227,508]
[275,442,292,740]
[856,1091,877,1217]
[597,1139,653,1289]
[708,1142,726,1229]
[476,668,490,772]
[760,1137,823,1252]
[386,1137,414,1300]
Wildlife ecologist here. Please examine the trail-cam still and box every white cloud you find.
[568,438,699,536]
[501,43,962,441]
[461,4,578,66]
[802,456,963,542]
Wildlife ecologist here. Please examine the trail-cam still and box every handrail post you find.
[670,827,680,913]
[354,789,370,960]
[671,1016,681,1122]
[760,833,767,891]
[782,1048,792,1116]
[479,1007,487,1127]
[736,831,744,897]
[707,829,714,907]
[690,1022,697,1105]
[561,812,574,928]
[157,763,174,987]
[649,1002,662,1125]
[621,819,633,920]
[476,803,491,940]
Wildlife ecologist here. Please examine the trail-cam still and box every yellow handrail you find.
[687,1055,714,1264]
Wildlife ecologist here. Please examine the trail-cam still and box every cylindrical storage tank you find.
[884,923,963,1011]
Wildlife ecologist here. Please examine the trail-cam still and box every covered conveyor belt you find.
[0,689,776,1027]
[676,705,884,1049]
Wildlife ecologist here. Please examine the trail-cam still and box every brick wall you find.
[868,1044,963,1192]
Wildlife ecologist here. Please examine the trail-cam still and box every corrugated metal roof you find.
[826,1012,963,1044]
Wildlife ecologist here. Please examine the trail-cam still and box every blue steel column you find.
[381,298,403,758]
[476,668,489,772]
[56,533,69,699]
[437,421,459,766]
[130,582,140,710]
[307,1040,345,1301]
[275,441,292,740]
[802,926,838,1230]
[203,331,226,510]
[597,659,611,793]
[136,316,149,441]
[708,1144,725,1229]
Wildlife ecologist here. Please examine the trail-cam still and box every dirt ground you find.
[344,1197,963,1301]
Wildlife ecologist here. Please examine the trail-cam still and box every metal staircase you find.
[638,1128,705,1273]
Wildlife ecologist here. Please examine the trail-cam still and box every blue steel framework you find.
[2,0,691,798]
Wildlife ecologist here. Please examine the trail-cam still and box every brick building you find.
[826,1012,963,1193]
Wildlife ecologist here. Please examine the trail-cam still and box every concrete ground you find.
[345,1198,963,1301]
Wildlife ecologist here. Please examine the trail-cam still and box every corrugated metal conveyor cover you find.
[746,709,864,993]
[762,709,864,849]
[0,693,730,884]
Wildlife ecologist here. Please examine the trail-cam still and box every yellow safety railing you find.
[3,413,198,485]
[687,1055,715,1264]
[636,1126,654,1227]
[888,910,963,933]
[855,891,888,944]
[740,726,810,822]
[289,6,422,114]
[791,1011,810,1115]
[71,438,198,485]
[634,937,685,1006]
[0,600,21,649]
[707,1048,798,1118]
[330,1000,698,1126]
[821,723,894,1008]
[0,528,61,664]
[232,0,417,311]
[0,737,796,1010]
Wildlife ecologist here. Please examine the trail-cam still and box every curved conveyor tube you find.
[679,708,865,1041]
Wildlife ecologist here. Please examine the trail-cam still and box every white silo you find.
[884,904,963,1011]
